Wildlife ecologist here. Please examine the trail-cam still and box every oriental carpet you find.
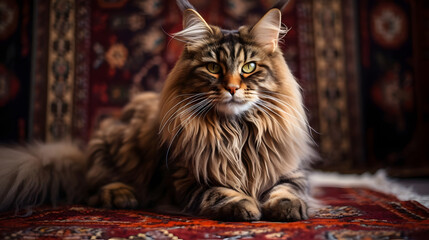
[1,185,428,239]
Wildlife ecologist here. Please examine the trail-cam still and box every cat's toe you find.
[198,187,261,222]
[262,197,307,222]
[89,182,139,209]
[216,199,261,222]
[112,187,138,209]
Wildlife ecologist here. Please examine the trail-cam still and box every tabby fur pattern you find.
[0,0,316,222]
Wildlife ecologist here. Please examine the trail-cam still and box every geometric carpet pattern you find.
[1,187,428,239]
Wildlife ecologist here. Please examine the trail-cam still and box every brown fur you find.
[85,4,316,221]
[0,0,316,221]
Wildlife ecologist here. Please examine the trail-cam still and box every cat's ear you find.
[271,0,290,12]
[182,9,213,37]
[173,8,213,44]
[250,9,283,53]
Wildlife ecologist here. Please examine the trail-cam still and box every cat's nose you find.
[224,73,241,96]
[225,84,239,96]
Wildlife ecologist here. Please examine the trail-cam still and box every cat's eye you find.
[242,62,256,74]
[207,62,221,74]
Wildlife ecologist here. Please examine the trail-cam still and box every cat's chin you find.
[216,101,253,116]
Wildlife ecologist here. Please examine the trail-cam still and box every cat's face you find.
[167,9,287,117]
[185,28,274,115]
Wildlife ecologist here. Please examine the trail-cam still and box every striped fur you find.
[0,0,316,222]
[157,1,316,221]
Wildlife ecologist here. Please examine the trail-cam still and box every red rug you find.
[1,186,428,239]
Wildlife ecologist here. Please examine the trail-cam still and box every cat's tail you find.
[0,142,87,212]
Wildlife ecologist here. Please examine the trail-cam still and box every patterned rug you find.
[1,186,428,240]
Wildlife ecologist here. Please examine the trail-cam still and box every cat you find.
[0,0,317,222]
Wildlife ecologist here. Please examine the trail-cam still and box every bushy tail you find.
[0,142,87,212]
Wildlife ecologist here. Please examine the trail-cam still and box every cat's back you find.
[86,92,162,195]
[87,91,161,172]
[120,92,160,125]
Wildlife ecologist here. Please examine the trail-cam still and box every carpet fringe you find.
[309,170,429,208]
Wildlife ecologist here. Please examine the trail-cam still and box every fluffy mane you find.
[159,19,315,197]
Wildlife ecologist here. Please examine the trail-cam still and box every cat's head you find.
[161,0,302,122]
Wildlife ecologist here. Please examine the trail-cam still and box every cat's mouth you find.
[216,99,253,115]
[226,98,245,104]
[220,97,248,107]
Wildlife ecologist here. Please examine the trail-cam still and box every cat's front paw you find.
[262,196,308,222]
[218,199,261,221]
[88,182,138,209]
[199,187,261,221]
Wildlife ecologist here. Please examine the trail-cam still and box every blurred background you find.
[0,0,428,177]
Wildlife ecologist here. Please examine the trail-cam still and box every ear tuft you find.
[172,9,213,44]
[271,0,290,11]
[183,9,212,33]
[176,0,195,12]
[250,9,283,53]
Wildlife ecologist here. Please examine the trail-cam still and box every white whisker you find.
[259,92,319,136]
[257,100,311,139]
[160,93,207,127]
[165,126,183,168]
[172,99,212,132]
[165,98,214,166]
[259,93,306,120]
[159,94,208,133]
[160,94,203,131]
[254,102,298,142]
[254,102,285,130]
[260,90,314,120]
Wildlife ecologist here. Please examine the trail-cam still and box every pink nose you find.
[226,86,238,95]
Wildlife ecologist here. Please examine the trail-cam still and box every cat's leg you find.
[173,168,261,221]
[261,175,309,221]
[188,187,261,221]
[88,182,138,209]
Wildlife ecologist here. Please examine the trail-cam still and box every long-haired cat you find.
[0,0,316,222]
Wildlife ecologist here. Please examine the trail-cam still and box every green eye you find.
[242,62,256,74]
[207,62,221,74]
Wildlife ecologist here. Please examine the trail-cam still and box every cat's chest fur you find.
[168,110,300,198]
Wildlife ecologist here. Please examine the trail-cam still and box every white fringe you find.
[309,170,429,208]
